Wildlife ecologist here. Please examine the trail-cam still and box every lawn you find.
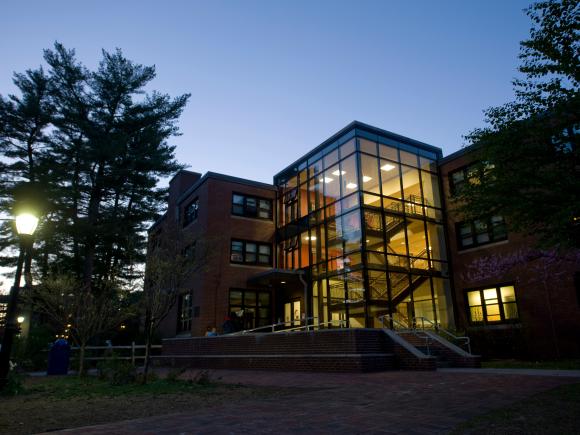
[0,374,294,434]
[453,383,580,435]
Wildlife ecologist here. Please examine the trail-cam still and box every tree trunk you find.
[78,343,86,378]
[142,312,153,385]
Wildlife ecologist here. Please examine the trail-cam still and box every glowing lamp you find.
[15,213,39,236]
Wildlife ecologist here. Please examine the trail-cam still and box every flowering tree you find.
[463,248,580,357]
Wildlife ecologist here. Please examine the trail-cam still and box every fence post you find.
[131,341,136,366]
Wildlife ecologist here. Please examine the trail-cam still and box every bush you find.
[96,357,136,386]
[1,364,25,396]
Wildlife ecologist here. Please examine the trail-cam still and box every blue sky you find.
[1,0,532,184]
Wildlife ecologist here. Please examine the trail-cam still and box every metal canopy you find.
[247,269,305,288]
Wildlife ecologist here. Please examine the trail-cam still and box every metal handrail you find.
[413,316,471,354]
[230,317,323,336]
[379,314,431,354]
[274,319,347,333]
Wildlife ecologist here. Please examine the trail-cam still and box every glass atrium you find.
[274,122,454,329]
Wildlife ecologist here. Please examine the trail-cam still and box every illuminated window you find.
[466,285,518,324]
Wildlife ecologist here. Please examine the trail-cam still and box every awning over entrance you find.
[247,268,306,288]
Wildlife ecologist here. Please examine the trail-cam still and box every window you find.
[456,216,507,250]
[232,193,272,219]
[230,239,272,266]
[183,198,199,226]
[229,289,272,329]
[466,285,518,324]
[449,162,493,195]
[177,293,193,333]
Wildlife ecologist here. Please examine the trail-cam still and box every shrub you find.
[96,357,136,386]
[1,364,25,396]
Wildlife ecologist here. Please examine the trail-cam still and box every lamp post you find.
[0,212,39,390]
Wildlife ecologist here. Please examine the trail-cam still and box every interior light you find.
[362,176,373,183]
[346,183,357,189]
[304,235,317,241]
[15,213,39,236]
[319,177,334,183]
[381,164,396,172]
[17,316,25,324]
[332,170,346,176]
[281,281,286,284]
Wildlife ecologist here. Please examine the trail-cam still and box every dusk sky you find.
[1,0,532,184]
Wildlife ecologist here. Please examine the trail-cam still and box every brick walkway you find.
[50,369,579,434]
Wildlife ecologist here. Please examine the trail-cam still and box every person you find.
[222,315,236,334]
[205,326,217,337]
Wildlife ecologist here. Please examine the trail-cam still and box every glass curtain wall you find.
[276,128,453,329]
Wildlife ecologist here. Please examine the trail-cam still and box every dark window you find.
[229,289,272,330]
[183,198,199,226]
[232,193,272,219]
[177,293,193,333]
[193,306,200,318]
[466,285,518,325]
[230,240,272,266]
[456,216,507,250]
[449,162,493,195]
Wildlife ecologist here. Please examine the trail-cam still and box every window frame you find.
[177,292,193,333]
[230,239,273,266]
[232,192,273,220]
[465,284,519,325]
[183,198,199,227]
[456,216,507,250]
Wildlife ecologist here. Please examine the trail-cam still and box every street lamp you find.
[0,211,39,390]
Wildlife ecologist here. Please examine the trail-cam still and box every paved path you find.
[49,369,579,435]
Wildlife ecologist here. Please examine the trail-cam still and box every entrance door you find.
[284,300,301,327]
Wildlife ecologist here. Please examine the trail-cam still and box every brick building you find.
[148,121,580,359]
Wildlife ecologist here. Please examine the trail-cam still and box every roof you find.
[274,120,442,181]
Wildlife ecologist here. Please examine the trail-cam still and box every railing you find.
[378,314,431,354]
[70,342,162,366]
[230,317,347,335]
[413,316,471,354]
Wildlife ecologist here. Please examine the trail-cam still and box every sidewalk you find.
[45,368,580,434]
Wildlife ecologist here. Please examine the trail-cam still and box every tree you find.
[0,42,190,291]
[28,274,133,375]
[141,231,222,383]
[455,0,580,248]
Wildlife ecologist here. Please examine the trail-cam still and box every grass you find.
[0,374,294,434]
[482,359,580,370]
[452,383,580,434]
[24,374,216,399]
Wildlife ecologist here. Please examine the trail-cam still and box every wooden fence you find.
[70,342,162,366]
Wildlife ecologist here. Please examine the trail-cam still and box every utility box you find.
[47,339,70,375]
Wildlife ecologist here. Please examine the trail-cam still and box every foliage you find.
[455,0,580,248]
[0,367,25,396]
[13,323,55,371]
[27,273,134,375]
[96,356,137,386]
[0,42,189,290]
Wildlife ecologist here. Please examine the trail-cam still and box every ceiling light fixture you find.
[381,163,396,172]
[362,176,372,183]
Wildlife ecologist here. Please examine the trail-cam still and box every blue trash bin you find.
[47,338,70,375]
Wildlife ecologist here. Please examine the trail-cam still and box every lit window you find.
[466,285,519,324]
